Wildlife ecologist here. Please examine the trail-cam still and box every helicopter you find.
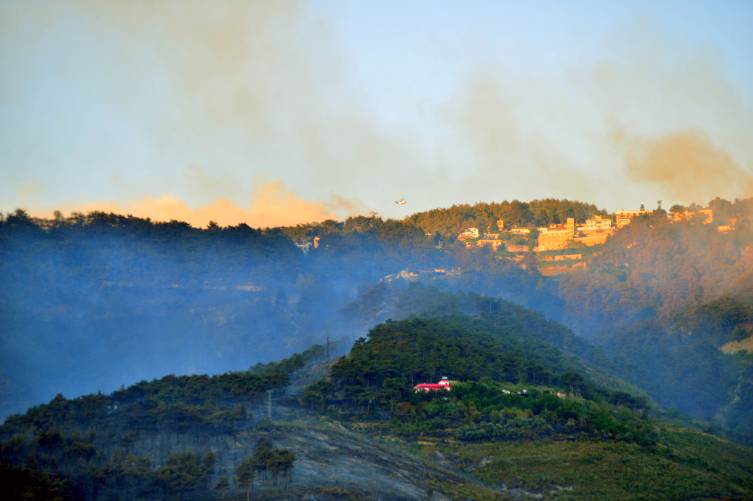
[395,198,407,206]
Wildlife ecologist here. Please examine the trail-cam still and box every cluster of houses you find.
[458,214,615,252]
[457,205,736,253]
[668,207,736,233]
[291,205,737,257]
[535,215,614,251]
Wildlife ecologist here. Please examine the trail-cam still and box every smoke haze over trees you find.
[1,196,753,445]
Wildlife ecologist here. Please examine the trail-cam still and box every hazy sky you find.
[2,0,752,226]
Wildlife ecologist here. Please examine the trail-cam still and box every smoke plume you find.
[2,3,752,214]
[62,181,364,228]
[622,130,753,204]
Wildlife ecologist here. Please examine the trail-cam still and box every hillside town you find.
[457,204,736,254]
[291,202,741,276]
[451,204,739,276]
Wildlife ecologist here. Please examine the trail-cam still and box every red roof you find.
[413,378,452,392]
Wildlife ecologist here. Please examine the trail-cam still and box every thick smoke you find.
[56,181,365,228]
[0,0,419,217]
[3,4,752,216]
[623,130,753,204]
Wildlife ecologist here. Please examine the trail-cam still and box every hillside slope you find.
[0,347,494,500]
[303,318,753,499]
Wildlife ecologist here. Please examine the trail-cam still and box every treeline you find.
[405,199,607,238]
[0,209,299,267]
[282,215,431,249]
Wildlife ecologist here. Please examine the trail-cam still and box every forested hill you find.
[404,198,607,237]
[310,317,648,419]
[305,318,753,499]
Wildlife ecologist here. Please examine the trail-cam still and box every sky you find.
[1,0,752,226]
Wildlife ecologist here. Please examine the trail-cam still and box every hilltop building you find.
[669,208,713,225]
[533,215,616,252]
[698,208,714,224]
[477,239,505,251]
[506,243,529,253]
[579,215,612,232]
[717,217,737,234]
[574,215,613,246]
[457,227,480,240]
[615,208,650,228]
[413,377,453,393]
[535,218,576,251]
